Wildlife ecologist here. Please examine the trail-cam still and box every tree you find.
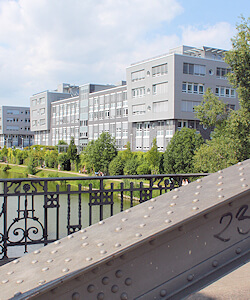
[224,16,250,112]
[146,138,161,174]
[109,156,125,175]
[163,128,204,174]
[57,153,70,171]
[194,88,227,128]
[67,137,77,170]
[83,132,117,174]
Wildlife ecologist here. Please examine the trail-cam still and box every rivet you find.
[139,223,146,228]
[102,277,109,285]
[150,198,156,202]
[167,210,173,215]
[197,178,202,183]
[170,203,176,207]
[32,260,38,264]
[192,199,199,203]
[107,260,114,266]
[172,195,178,200]
[218,176,223,180]
[217,182,223,186]
[229,202,233,207]
[148,206,154,210]
[38,280,46,285]
[82,242,89,247]
[165,219,171,224]
[189,250,192,255]
[54,241,60,245]
[242,184,248,188]
[116,227,122,232]
[218,195,224,199]
[111,285,119,293]
[239,172,244,176]
[217,188,223,192]
[97,292,105,300]
[80,229,86,233]
[212,260,218,267]
[121,218,127,222]
[13,259,19,264]
[144,214,150,218]
[100,250,107,255]
[62,268,69,273]
[240,178,246,181]
[135,233,142,237]
[68,235,74,239]
[7,271,14,275]
[65,258,71,262]
[149,239,156,245]
[2,279,9,284]
[204,214,209,219]
[195,192,200,195]
[72,292,80,300]
[192,206,199,211]
[51,250,57,254]
[196,185,202,189]
[120,292,128,300]
[42,267,49,272]
[238,162,243,165]
[236,247,241,254]
[86,257,92,262]
[218,170,223,174]
[160,289,167,297]
[178,226,183,231]
[115,243,121,248]
[174,188,180,192]
[81,236,88,240]
[116,270,123,278]
[99,221,105,225]
[125,278,132,286]
[97,242,104,247]
[16,280,23,284]
[187,274,194,281]
[239,167,244,171]
[34,250,40,254]
[125,209,131,213]
[92,267,99,274]
[87,284,95,293]
[47,259,53,263]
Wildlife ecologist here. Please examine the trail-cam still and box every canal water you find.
[0,170,131,258]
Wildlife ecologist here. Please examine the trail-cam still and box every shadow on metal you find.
[0,161,249,300]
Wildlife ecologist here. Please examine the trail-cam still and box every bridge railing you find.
[0,173,208,262]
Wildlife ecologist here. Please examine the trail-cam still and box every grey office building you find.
[0,106,33,148]
[126,45,239,151]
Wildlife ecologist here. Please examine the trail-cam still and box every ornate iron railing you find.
[0,174,208,262]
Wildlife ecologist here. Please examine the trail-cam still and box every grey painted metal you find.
[0,160,249,300]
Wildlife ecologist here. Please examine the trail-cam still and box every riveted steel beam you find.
[0,160,249,300]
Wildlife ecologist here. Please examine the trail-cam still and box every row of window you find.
[131,63,168,82]
[32,119,45,127]
[182,82,204,94]
[132,100,168,115]
[32,97,45,106]
[132,82,169,98]
[89,92,127,105]
[181,100,201,112]
[89,100,128,112]
[89,108,128,121]
[5,126,30,131]
[183,63,206,76]
[215,86,235,97]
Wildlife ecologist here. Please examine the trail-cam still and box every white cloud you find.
[0,0,184,106]
[181,22,235,50]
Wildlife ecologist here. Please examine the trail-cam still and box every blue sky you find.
[0,0,249,106]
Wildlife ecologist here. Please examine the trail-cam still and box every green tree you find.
[83,132,117,174]
[109,156,125,175]
[67,137,77,170]
[164,128,204,173]
[194,88,227,128]
[146,138,161,174]
[27,154,37,175]
[57,140,68,153]
[224,16,250,112]
[57,153,70,171]
[124,156,139,175]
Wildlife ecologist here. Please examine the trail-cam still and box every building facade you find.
[30,83,79,145]
[0,106,33,148]
[126,45,239,151]
[87,82,129,150]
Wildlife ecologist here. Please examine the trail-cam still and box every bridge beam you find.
[0,160,249,299]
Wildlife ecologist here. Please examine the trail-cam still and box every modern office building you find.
[79,83,115,148]
[87,81,129,150]
[126,45,239,151]
[0,106,33,148]
[30,83,79,145]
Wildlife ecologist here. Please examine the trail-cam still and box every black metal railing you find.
[0,173,208,262]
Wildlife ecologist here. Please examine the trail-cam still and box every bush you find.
[136,163,151,175]
[109,156,125,175]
